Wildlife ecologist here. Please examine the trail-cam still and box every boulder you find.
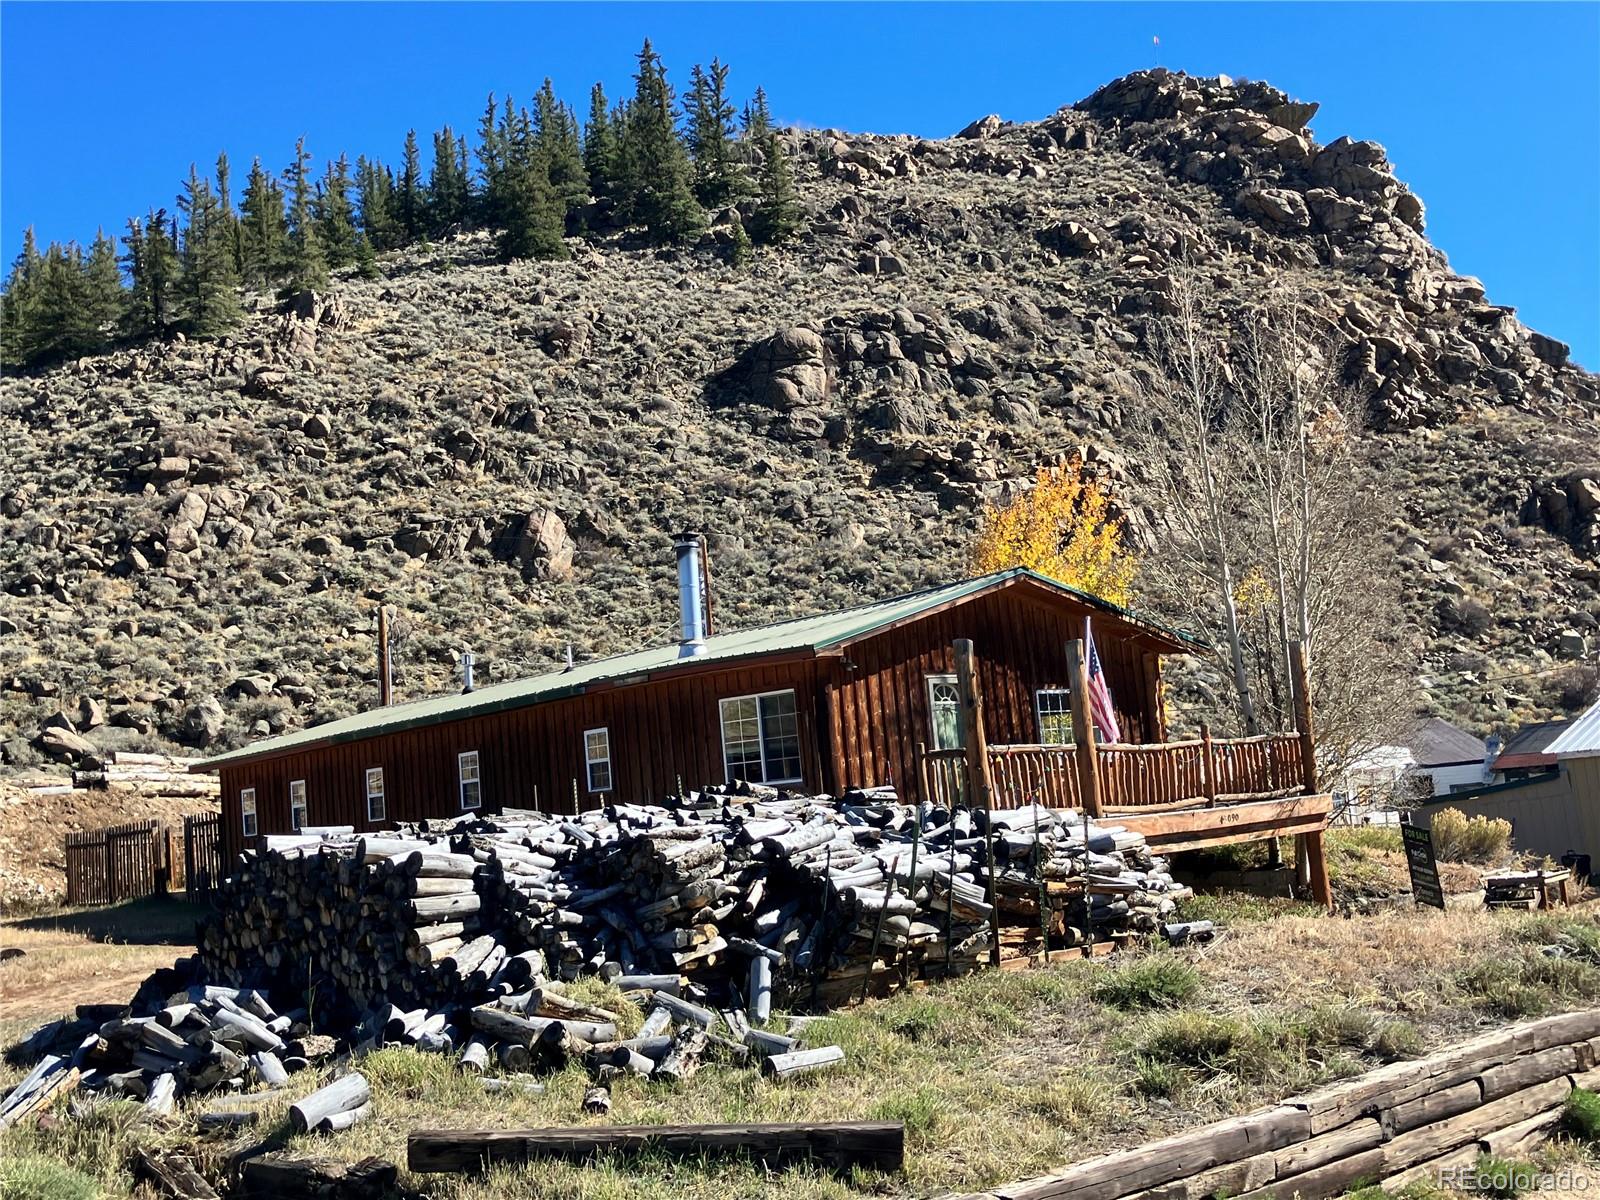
[1037,220,1103,257]
[38,724,95,763]
[181,695,227,747]
[1557,630,1589,659]
[955,114,1004,140]
[512,508,576,581]
[1238,186,1311,230]
[75,696,106,731]
[745,326,834,411]
[302,413,334,440]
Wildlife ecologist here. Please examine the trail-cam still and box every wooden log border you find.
[949,1009,1600,1200]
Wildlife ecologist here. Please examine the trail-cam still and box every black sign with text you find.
[1402,821,1447,910]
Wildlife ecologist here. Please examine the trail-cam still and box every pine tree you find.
[583,82,619,204]
[743,87,773,141]
[533,79,588,222]
[354,233,381,279]
[477,93,508,227]
[497,109,567,262]
[83,227,125,340]
[123,209,179,336]
[355,156,399,250]
[239,157,288,284]
[315,153,358,267]
[215,150,245,276]
[619,39,705,244]
[688,59,741,208]
[397,129,424,242]
[285,137,328,292]
[428,126,470,233]
[24,243,100,364]
[751,130,802,245]
[178,164,243,335]
[0,227,44,368]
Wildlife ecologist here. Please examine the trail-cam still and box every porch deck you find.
[922,733,1333,857]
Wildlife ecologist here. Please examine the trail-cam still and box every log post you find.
[1288,640,1332,910]
[377,604,394,707]
[953,639,1001,967]
[1200,722,1216,808]
[1065,640,1102,818]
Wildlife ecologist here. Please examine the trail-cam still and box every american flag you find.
[1086,625,1122,744]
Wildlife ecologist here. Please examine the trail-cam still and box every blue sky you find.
[3,2,1596,367]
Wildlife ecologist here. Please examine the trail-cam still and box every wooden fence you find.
[64,819,175,906]
[184,812,225,903]
[920,732,1307,813]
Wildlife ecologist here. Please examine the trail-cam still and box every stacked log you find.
[197,786,1187,1017]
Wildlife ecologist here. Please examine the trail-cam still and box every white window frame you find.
[718,689,804,786]
[289,779,307,832]
[365,767,386,823]
[926,674,961,751]
[583,728,613,794]
[240,788,257,838]
[458,751,482,811]
[1036,688,1074,745]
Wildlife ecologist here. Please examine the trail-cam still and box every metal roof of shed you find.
[193,567,1201,772]
[1548,698,1600,760]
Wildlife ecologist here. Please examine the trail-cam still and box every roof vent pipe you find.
[459,649,475,693]
[674,532,708,657]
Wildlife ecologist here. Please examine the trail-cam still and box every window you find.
[458,752,482,810]
[365,767,386,823]
[1037,689,1074,745]
[584,729,612,793]
[719,690,802,785]
[289,780,307,832]
[927,675,961,751]
[240,788,257,838]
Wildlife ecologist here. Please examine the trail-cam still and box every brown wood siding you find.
[220,658,827,860]
[831,587,1163,801]
[215,578,1175,856]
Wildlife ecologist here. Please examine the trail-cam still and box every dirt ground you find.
[0,776,216,910]
[0,897,204,1042]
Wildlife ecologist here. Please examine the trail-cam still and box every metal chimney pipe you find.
[674,532,708,657]
[459,649,474,693]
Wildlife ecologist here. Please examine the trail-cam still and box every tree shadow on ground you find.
[4,895,206,945]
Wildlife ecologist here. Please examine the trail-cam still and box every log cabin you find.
[194,535,1333,899]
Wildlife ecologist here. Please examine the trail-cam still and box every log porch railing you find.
[922,732,1306,813]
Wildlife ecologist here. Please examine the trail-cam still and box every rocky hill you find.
[2,68,1596,772]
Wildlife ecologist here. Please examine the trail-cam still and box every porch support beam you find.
[1064,640,1102,818]
[1289,640,1332,910]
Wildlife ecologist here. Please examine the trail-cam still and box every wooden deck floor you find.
[1112,792,1333,854]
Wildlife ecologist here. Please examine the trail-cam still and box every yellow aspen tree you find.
[970,457,1139,606]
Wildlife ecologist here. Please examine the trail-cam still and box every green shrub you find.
[0,1155,100,1200]
[1430,809,1512,863]
[1467,1153,1539,1198]
[1373,1020,1424,1061]
[1091,954,1201,1010]
[1563,1086,1600,1142]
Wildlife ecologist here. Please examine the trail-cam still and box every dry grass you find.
[7,899,1600,1197]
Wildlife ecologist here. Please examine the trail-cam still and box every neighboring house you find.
[1339,717,1489,808]
[1492,719,1574,782]
[1414,698,1600,872]
[196,541,1202,857]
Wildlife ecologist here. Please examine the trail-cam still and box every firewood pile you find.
[197,786,1188,1019]
[0,971,367,1134]
[5,786,1190,1132]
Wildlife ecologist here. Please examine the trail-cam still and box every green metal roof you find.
[192,567,1203,772]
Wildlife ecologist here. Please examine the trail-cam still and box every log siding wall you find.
[217,583,1169,858]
